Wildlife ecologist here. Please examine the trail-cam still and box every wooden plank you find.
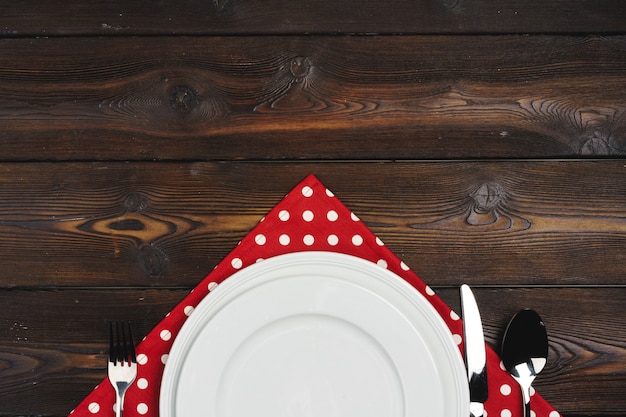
[1,36,626,160]
[0,161,624,288]
[0,289,184,416]
[1,0,625,36]
[0,287,623,416]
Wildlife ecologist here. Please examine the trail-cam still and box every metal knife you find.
[461,284,489,417]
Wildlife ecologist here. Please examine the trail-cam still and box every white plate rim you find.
[160,251,469,417]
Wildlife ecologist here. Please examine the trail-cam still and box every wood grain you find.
[0,1,624,415]
[1,36,625,160]
[1,0,625,36]
[0,161,624,288]
[0,288,623,416]
[0,289,185,415]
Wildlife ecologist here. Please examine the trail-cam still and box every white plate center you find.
[217,314,403,417]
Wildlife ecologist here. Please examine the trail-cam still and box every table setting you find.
[69,174,562,417]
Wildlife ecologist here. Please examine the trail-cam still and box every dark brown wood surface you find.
[1,0,625,35]
[0,161,625,288]
[0,1,624,416]
[1,36,626,160]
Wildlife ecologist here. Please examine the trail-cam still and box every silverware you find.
[108,322,138,417]
[501,309,549,417]
[461,284,489,417]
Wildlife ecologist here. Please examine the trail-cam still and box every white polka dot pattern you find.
[136,403,148,415]
[279,234,290,246]
[303,234,314,246]
[87,402,99,414]
[137,378,148,389]
[71,175,560,417]
[183,305,194,316]
[278,210,290,221]
[231,257,242,269]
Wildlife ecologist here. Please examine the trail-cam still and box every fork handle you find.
[115,385,129,417]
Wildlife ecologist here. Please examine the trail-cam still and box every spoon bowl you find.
[501,309,548,417]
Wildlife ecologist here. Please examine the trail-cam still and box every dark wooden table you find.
[0,1,625,415]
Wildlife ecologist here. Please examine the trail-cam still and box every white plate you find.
[160,251,468,417]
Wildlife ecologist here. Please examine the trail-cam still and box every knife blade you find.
[461,284,489,417]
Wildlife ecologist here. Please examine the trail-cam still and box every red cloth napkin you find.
[70,174,560,417]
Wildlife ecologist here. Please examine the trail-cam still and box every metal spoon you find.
[501,309,549,417]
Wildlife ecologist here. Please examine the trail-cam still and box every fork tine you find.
[109,322,115,363]
[121,321,128,364]
[115,321,124,365]
[127,322,137,363]
[108,321,137,417]
[110,321,137,365]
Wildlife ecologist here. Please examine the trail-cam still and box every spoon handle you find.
[522,386,532,417]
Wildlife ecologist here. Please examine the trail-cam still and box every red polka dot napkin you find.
[70,174,560,417]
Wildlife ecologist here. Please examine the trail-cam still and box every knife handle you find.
[468,369,488,402]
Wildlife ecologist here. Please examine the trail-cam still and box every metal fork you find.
[108,322,137,417]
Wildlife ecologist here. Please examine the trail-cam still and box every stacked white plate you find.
[160,251,469,417]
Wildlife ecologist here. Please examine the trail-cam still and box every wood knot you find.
[109,219,145,231]
[124,192,148,212]
[139,244,168,277]
[441,0,462,11]
[467,182,506,225]
[290,57,311,79]
[212,0,233,15]
[168,86,198,112]
[580,134,610,155]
